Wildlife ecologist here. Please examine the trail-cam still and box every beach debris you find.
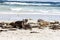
[37,19,50,29]
[49,24,60,30]
[0,29,7,32]
[0,19,60,31]
[8,28,17,31]
[30,31,39,33]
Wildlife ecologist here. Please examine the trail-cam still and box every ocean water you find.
[0,2,60,12]
[0,1,60,21]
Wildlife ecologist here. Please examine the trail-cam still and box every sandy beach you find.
[0,1,60,40]
[0,28,60,40]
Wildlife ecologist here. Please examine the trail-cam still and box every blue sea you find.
[0,1,60,12]
[0,1,60,21]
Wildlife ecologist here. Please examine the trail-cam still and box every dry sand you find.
[0,28,60,40]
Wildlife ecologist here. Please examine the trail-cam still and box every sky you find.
[7,0,60,2]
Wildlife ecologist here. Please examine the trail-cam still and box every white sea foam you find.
[0,9,60,15]
[3,2,51,5]
[10,8,22,11]
[4,2,28,5]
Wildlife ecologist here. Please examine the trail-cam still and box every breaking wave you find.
[0,1,60,6]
